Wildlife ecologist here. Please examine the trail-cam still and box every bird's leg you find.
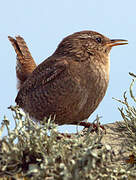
[78,121,105,132]
[70,120,105,133]
[56,121,105,140]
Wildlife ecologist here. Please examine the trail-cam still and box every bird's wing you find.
[15,58,69,106]
[8,36,37,89]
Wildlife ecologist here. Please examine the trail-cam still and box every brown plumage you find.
[8,36,36,89]
[9,31,127,126]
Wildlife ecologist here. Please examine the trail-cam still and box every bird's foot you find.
[56,122,105,140]
[56,133,75,140]
[78,121,106,133]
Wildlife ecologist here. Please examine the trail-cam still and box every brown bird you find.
[9,31,127,128]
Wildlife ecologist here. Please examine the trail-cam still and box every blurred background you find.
[0,0,135,134]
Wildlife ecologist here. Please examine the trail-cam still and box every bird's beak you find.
[107,39,128,47]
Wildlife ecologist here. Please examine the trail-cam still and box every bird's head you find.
[54,30,128,61]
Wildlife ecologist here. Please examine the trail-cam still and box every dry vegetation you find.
[1,73,136,180]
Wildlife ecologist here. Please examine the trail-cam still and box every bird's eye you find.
[96,37,102,43]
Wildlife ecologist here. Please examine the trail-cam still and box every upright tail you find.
[8,36,37,89]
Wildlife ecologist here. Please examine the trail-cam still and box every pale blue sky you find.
[0,0,136,133]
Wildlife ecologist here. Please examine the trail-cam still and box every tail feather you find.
[8,36,37,89]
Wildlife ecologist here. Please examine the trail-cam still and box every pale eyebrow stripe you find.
[78,34,92,39]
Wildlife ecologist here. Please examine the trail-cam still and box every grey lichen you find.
[1,74,136,179]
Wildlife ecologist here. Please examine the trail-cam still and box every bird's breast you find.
[70,58,110,121]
